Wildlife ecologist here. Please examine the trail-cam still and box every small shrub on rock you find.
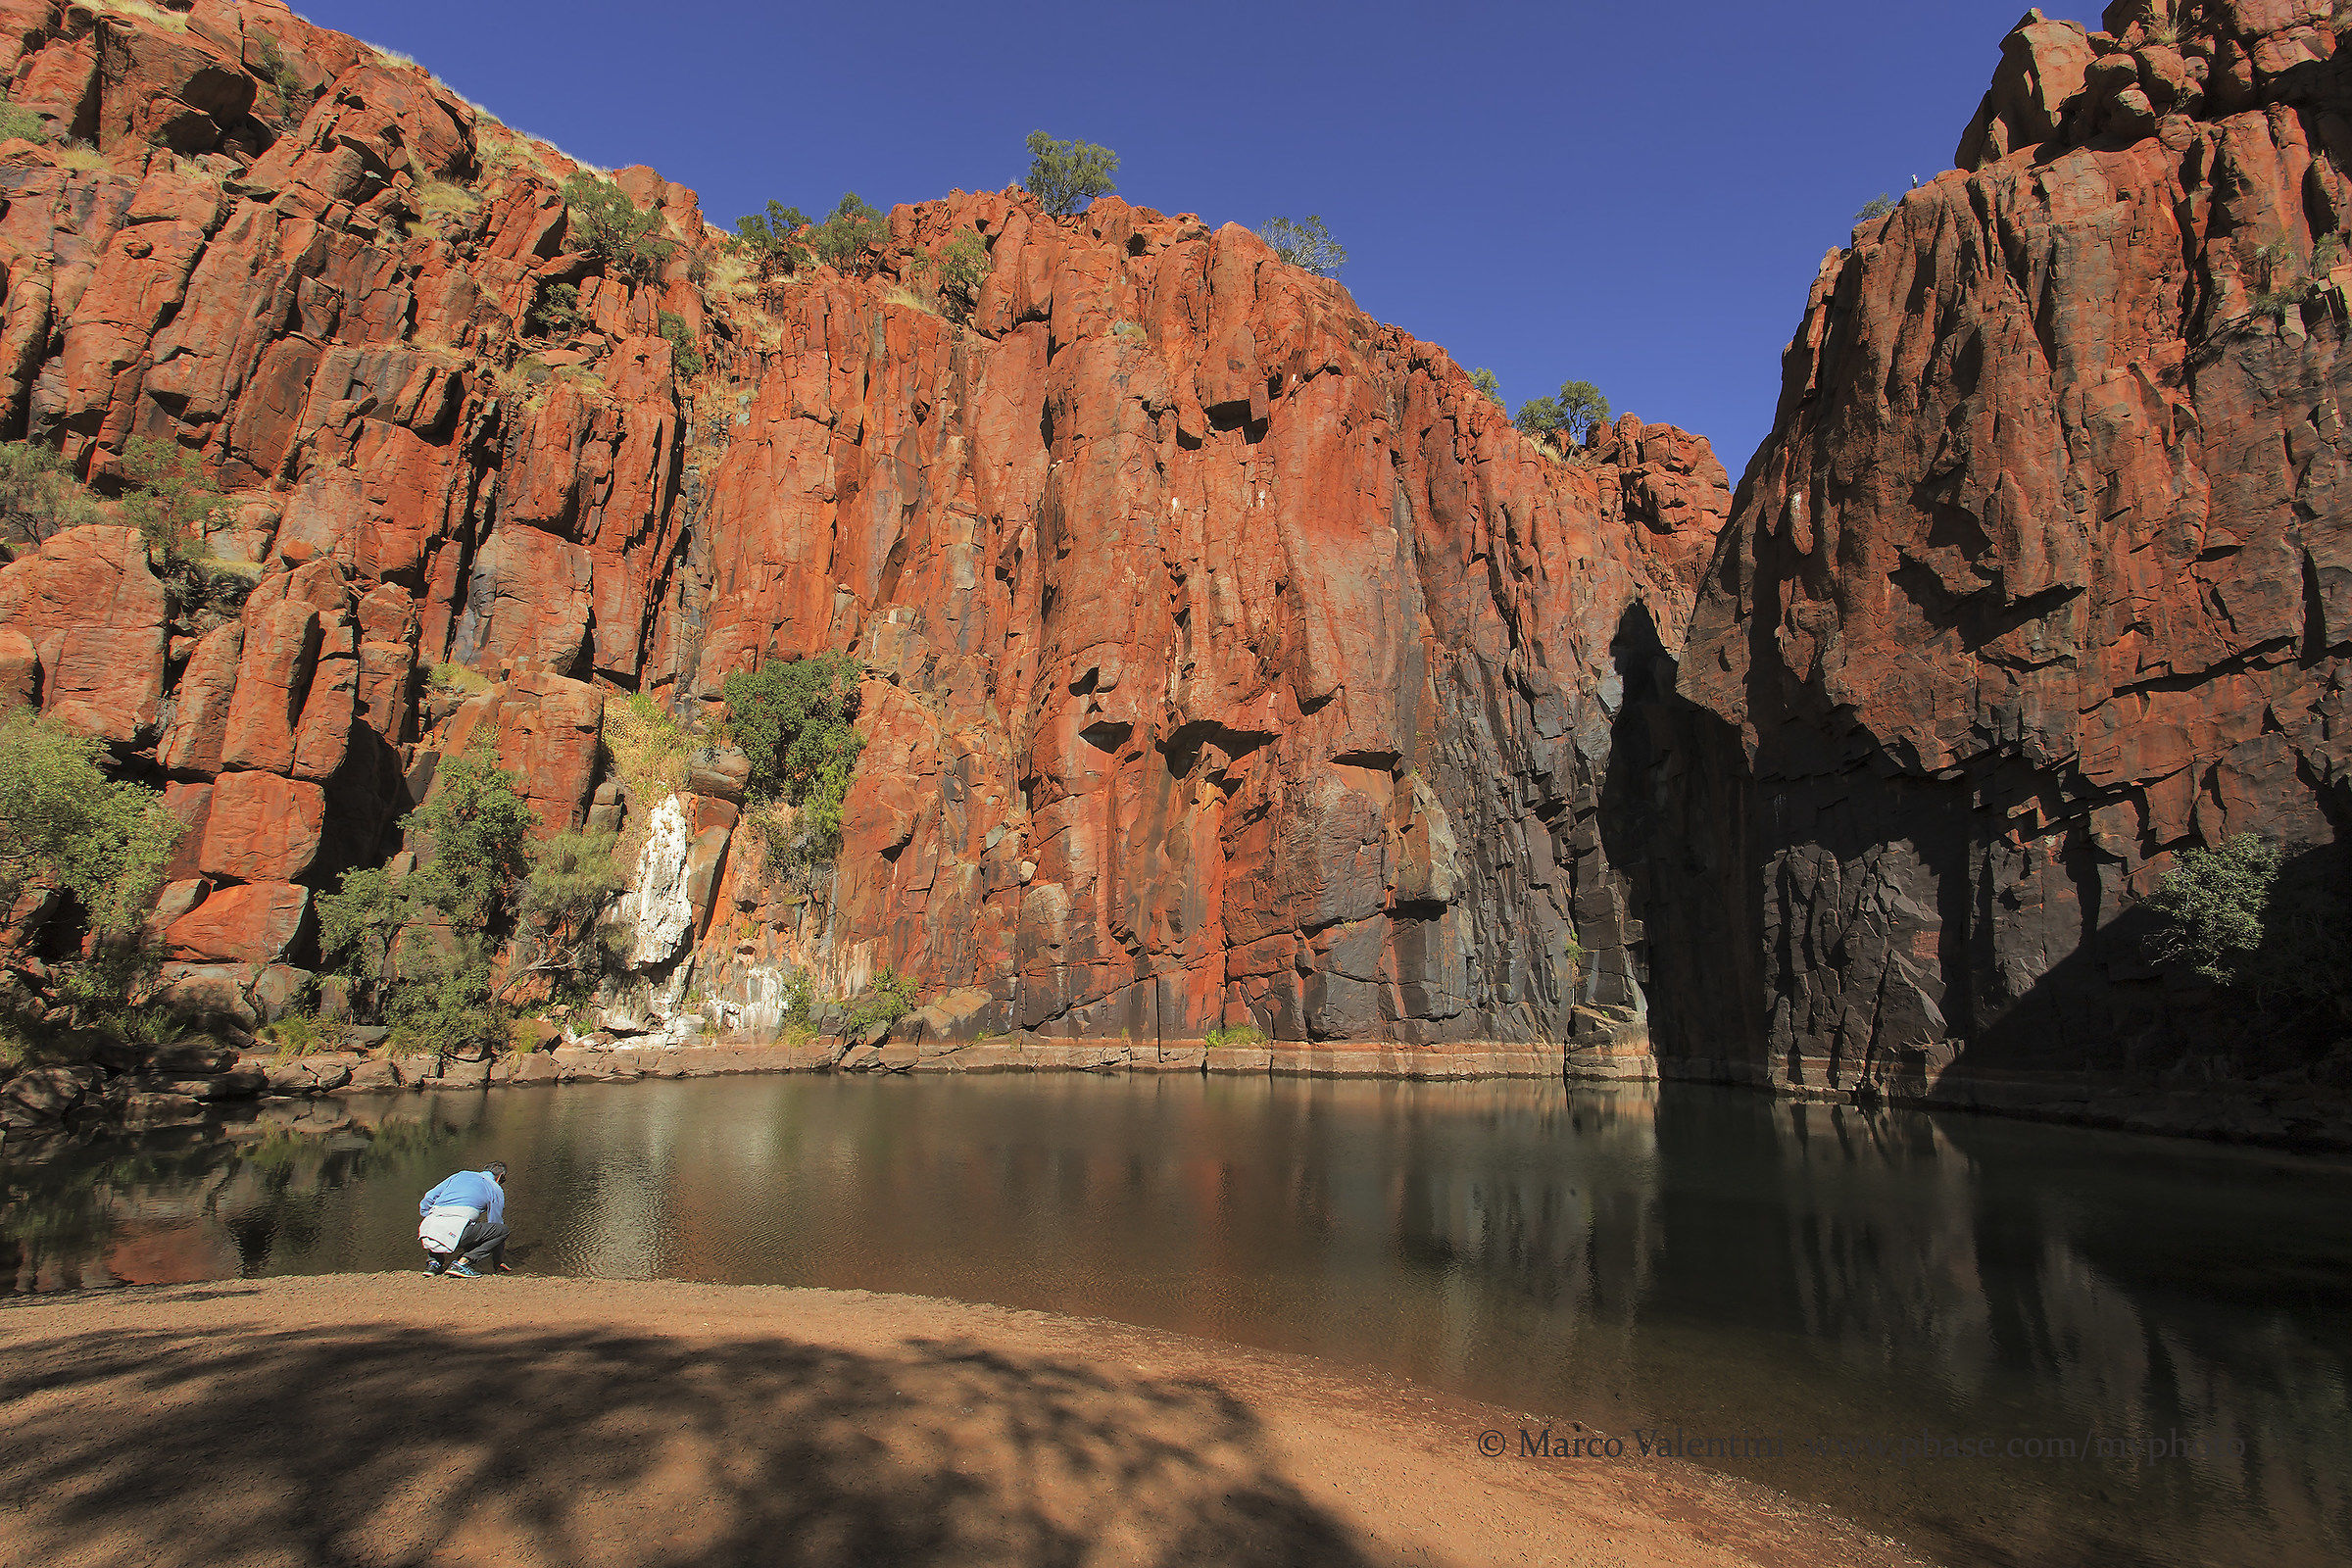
[560,172,675,283]
[1470,368,1504,408]
[0,90,45,144]
[0,441,103,545]
[844,966,918,1036]
[722,652,864,870]
[658,310,705,377]
[1259,214,1346,276]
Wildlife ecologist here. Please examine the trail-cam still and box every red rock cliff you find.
[0,0,1731,1048]
[1654,0,2352,1136]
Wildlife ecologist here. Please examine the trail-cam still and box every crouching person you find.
[417,1160,512,1278]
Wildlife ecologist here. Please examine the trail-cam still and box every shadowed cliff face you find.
[0,0,1732,1043]
[1663,0,2352,1122]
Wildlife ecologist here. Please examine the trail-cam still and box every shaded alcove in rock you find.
[1593,598,1768,1076]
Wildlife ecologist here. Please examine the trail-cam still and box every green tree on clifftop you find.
[808,193,885,272]
[1023,131,1117,217]
[736,201,812,270]
[1516,379,1612,449]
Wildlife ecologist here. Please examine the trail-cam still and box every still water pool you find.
[4,1072,2347,1568]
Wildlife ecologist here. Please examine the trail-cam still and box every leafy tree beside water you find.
[0,710,179,947]
[2143,834,2350,1006]
[317,749,618,1053]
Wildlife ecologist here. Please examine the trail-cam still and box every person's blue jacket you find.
[419,1170,505,1226]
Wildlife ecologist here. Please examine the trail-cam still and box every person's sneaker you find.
[423,1258,445,1277]
[446,1260,483,1278]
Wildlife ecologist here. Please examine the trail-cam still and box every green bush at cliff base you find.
[0,711,180,1043]
[318,748,539,1044]
[1203,1024,1266,1049]
[385,945,509,1057]
[844,967,918,1036]
[1023,131,1117,217]
[405,752,538,928]
[264,1011,337,1058]
[2145,834,2351,1006]
[0,710,180,943]
[509,828,628,1003]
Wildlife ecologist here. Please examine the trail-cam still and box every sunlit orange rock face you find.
[1644,0,2352,1117]
[0,0,1731,1044]
[24,0,2342,1126]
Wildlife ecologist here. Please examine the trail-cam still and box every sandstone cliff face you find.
[0,1,1730,1047]
[1654,0,2352,1130]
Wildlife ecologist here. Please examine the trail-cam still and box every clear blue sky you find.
[297,1,2099,482]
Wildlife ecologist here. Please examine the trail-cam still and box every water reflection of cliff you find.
[0,1103,463,1293]
[2,1076,2346,1567]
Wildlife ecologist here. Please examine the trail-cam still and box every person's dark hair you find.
[488,1161,508,1182]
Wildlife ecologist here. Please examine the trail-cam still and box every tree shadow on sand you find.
[0,1318,1381,1568]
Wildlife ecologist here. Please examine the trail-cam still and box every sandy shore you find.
[0,1276,1925,1568]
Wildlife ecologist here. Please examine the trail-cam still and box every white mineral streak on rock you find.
[622,796,696,969]
[708,965,791,1036]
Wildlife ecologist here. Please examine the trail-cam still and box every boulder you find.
[197,772,326,883]
[0,1065,89,1126]
[164,883,313,964]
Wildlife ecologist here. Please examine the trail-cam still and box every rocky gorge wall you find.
[1642,0,2352,1141]
[5,0,2350,1146]
[0,0,1729,1065]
